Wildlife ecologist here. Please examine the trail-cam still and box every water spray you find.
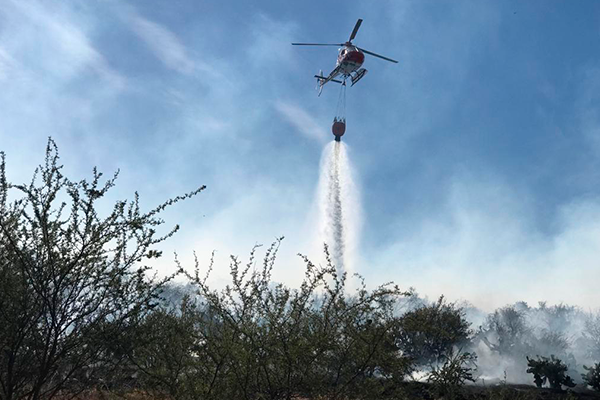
[316,141,361,275]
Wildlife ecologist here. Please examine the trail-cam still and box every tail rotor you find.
[316,69,324,96]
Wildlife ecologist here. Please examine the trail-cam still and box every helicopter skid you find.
[350,68,368,86]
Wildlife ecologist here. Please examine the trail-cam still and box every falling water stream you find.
[316,141,361,275]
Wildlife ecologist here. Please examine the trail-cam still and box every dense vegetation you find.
[1,141,599,400]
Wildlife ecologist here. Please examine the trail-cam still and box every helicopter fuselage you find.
[337,44,365,76]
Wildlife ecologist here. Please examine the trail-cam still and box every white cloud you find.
[0,47,17,81]
[128,14,195,75]
[123,8,226,83]
[246,15,298,71]
[0,1,124,174]
[275,101,328,143]
[3,0,123,86]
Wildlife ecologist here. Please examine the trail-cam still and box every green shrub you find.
[526,355,575,390]
[0,139,204,400]
[130,244,414,400]
[480,305,531,357]
[583,362,600,391]
[427,348,477,399]
[395,296,472,366]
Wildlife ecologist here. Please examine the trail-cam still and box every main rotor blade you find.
[291,43,343,46]
[349,19,363,42]
[357,47,398,63]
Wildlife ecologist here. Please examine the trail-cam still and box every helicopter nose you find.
[347,51,364,64]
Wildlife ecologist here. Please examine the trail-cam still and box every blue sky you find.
[1,0,600,310]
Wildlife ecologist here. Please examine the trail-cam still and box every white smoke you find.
[314,141,361,275]
[469,302,600,385]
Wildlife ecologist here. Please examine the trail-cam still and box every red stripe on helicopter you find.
[347,51,365,64]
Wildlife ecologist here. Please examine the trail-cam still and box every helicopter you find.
[292,19,398,96]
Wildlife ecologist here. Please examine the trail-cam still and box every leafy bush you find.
[427,348,477,398]
[582,362,600,391]
[127,244,413,400]
[526,355,575,390]
[584,313,600,361]
[0,140,204,400]
[480,305,531,357]
[395,296,472,366]
[476,302,582,385]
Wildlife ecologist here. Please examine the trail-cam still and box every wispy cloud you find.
[128,14,196,75]
[122,7,227,83]
[0,0,128,187]
[3,0,123,86]
[246,15,298,71]
[275,101,328,143]
[0,47,17,81]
